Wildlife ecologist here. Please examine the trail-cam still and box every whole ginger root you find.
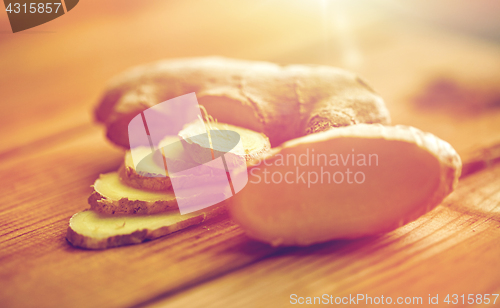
[95,57,390,147]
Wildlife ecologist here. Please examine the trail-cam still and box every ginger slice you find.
[120,136,227,191]
[90,171,230,215]
[67,204,226,249]
[228,124,461,246]
[89,172,177,215]
[178,121,271,167]
[119,146,171,191]
[157,135,230,183]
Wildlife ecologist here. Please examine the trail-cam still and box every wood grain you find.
[153,163,500,308]
[1,1,500,307]
[0,127,279,308]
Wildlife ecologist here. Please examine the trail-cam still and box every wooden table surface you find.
[1,1,500,307]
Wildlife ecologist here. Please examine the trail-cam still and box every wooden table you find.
[1,1,500,307]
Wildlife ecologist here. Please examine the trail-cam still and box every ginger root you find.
[95,57,390,148]
[86,57,462,249]
[228,124,461,246]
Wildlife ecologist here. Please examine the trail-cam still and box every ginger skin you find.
[95,57,390,148]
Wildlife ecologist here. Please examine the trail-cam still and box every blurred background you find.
[1,1,500,307]
[1,0,500,159]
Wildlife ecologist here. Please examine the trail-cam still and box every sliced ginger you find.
[228,124,461,246]
[158,134,230,183]
[179,120,271,167]
[90,171,231,215]
[119,146,171,191]
[120,136,228,192]
[67,204,226,249]
[89,172,177,215]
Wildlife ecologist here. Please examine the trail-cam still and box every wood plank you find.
[1,1,500,307]
[0,0,328,153]
[0,126,495,308]
[0,128,279,308]
[146,162,500,308]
